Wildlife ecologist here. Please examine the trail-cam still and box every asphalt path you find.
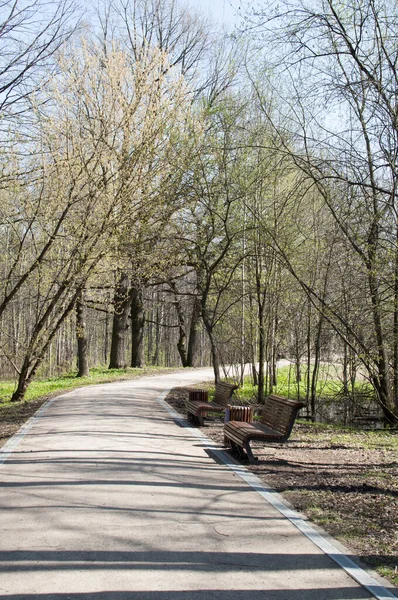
[0,369,395,599]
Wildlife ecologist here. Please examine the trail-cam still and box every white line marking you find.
[157,391,398,600]
[0,397,56,465]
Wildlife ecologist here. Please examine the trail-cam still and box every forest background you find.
[1,0,398,426]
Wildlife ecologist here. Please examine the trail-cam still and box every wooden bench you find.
[185,381,238,426]
[224,394,305,463]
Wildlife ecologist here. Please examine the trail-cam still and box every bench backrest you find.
[214,381,239,407]
[261,394,305,440]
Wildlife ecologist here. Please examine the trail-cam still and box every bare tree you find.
[246,0,398,420]
[0,0,78,115]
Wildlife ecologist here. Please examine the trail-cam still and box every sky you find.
[186,0,244,30]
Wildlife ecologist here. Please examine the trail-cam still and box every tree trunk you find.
[393,228,398,412]
[131,286,145,368]
[147,294,154,364]
[201,310,220,383]
[294,324,302,386]
[152,301,162,365]
[177,329,188,367]
[305,299,312,414]
[10,357,32,403]
[109,272,130,369]
[368,269,395,420]
[271,312,278,388]
[76,290,90,377]
[208,329,220,383]
[257,305,266,404]
[349,347,357,394]
[342,340,349,398]
[370,375,396,424]
[342,339,351,424]
[187,298,201,367]
[104,310,110,365]
[310,314,324,422]
[249,293,259,386]
[172,288,188,367]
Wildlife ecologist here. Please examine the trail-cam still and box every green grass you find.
[377,566,398,587]
[0,366,177,405]
[231,364,374,404]
[233,380,257,403]
[274,364,373,401]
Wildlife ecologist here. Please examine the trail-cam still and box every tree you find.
[169,98,248,382]
[92,0,216,369]
[246,0,398,420]
[7,37,191,400]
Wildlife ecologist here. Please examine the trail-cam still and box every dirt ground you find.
[0,398,48,447]
[166,386,398,587]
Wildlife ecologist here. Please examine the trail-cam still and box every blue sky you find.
[187,0,244,30]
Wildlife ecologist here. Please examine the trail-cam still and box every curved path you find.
[0,369,395,599]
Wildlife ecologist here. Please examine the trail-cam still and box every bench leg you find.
[224,437,258,464]
[187,411,204,427]
[228,440,245,461]
[224,435,232,447]
[244,441,257,464]
[227,439,238,454]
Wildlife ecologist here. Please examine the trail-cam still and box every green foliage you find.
[0,367,175,405]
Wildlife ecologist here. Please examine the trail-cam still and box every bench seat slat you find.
[225,421,284,443]
[185,401,226,415]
